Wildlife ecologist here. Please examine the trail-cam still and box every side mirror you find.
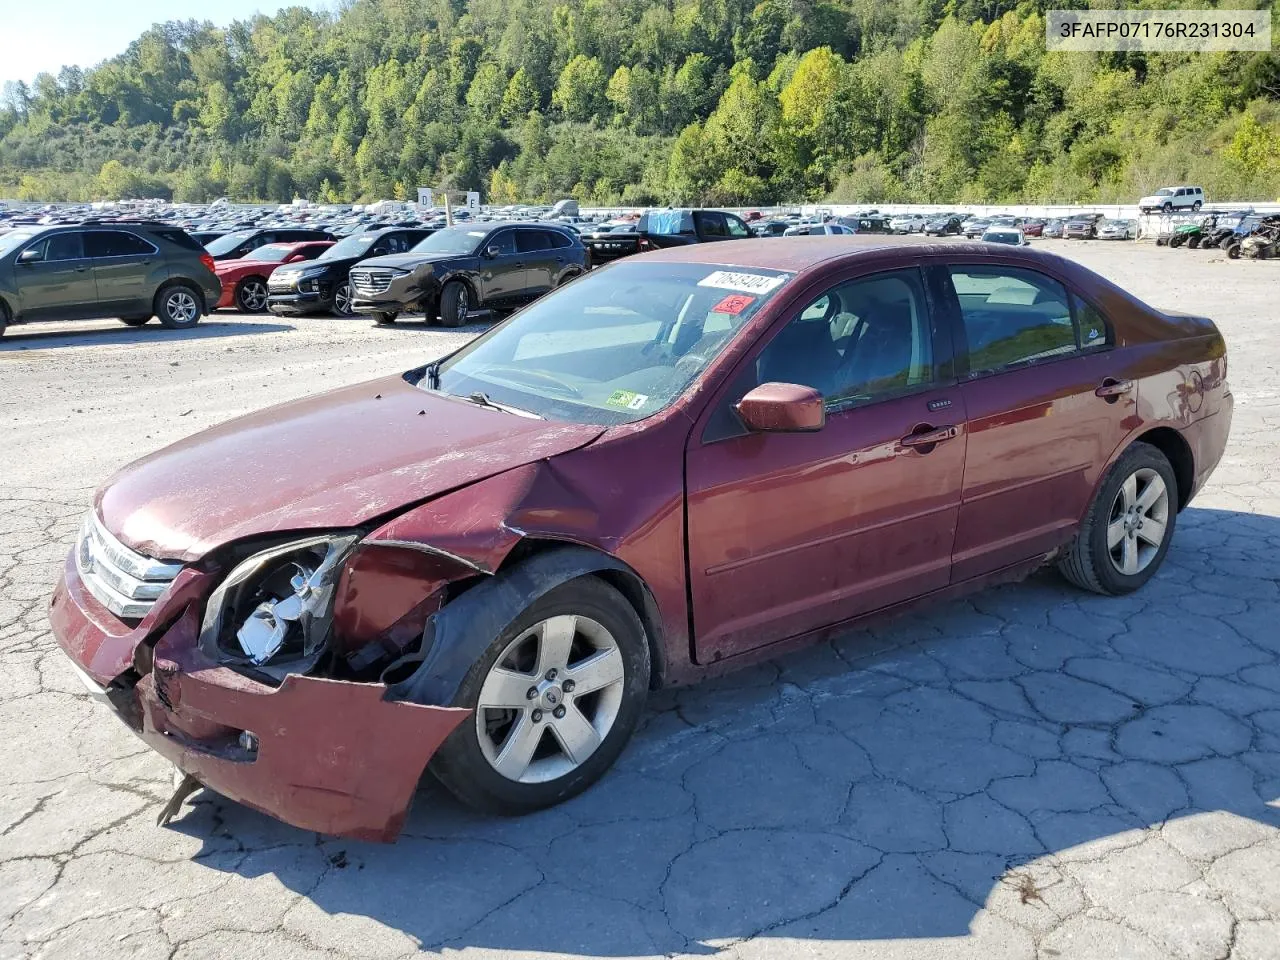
[735,382,825,433]
[17,248,40,264]
[484,245,501,259]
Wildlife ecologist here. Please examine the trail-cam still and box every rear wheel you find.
[0,300,9,337]
[439,281,471,328]
[1058,442,1177,596]
[332,282,355,317]
[431,577,650,814]
[154,284,202,330]
[1192,200,1202,211]
[1169,234,1186,248]
[234,277,269,314]
[1187,235,1201,249]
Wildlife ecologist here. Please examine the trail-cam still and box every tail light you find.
[199,253,216,273]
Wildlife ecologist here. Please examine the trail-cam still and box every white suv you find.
[1139,186,1204,213]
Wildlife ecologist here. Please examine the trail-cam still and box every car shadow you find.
[168,505,1280,956]
[0,318,294,350]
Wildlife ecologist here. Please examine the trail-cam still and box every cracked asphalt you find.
[1,243,1278,960]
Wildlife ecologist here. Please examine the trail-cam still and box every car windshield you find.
[411,226,486,255]
[246,244,298,263]
[0,231,35,258]
[431,261,793,424]
[984,232,1020,244]
[205,231,254,255]
[320,234,378,260]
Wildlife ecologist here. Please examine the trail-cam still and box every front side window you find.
[433,261,792,424]
[947,266,1076,377]
[486,231,517,256]
[26,233,83,262]
[754,269,935,407]
[726,216,751,238]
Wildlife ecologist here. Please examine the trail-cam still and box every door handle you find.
[901,425,958,449]
[1095,378,1134,401]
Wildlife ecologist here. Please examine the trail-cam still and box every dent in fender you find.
[388,545,642,707]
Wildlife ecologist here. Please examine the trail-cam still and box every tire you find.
[332,282,355,317]
[119,316,150,327]
[1162,202,1173,213]
[431,576,651,815]
[0,300,10,337]
[373,311,399,325]
[1192,200,1202,211]
[439,281,471,328]
[153,284,203,330]
[1187,235,1201,249]
[1169,234,1186,248]
[234,276,269,314]
[1226,242,1241,259]
[1058,442,1178,596]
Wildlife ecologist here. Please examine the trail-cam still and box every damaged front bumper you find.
[50,553,469,841]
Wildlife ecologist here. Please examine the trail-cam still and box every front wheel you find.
[154,284,202,330]
[234,277,269,314]
[1058,442,1177,596]
[1187,235,1201,249]
[439,281,471,328]
[332,282,355,317]
[1226,242,1242,259]
[431,577,650,814]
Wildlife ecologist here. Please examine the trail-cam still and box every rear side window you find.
[644,210,695,236]
[515,230,551,253]
[85,231,155,258]
[694,211,728,238]
[547,230,573,249]
[946,266,1076,377]
[149,228,202,252]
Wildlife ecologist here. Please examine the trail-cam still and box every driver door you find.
[685,267,967,662]
[479,230,526,305]
[17,232,97,320]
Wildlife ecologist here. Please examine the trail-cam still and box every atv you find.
[1234,215,1280,260]
[1168,217,1210,249]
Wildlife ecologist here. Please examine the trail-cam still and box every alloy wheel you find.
[165,290,199,324]
[334,283,353,316]
[475,614,625,784]
[1107,467,1169,576]
[457,286,469,317]
[240,280,268,312]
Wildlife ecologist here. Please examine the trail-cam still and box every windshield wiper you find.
[464,391,542,418]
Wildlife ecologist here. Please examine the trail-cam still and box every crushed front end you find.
[50,513,473,841]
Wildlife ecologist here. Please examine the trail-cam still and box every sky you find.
[1,0,322,89]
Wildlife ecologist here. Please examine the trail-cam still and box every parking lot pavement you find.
[1,244,1278,960]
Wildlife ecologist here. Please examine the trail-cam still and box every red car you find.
[51,238,1231,840]
[1021,219,1046,238]
[215,241,333,312]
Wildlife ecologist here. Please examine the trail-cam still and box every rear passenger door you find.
[85,230,158,316]
[515,229,557,299]
[934,261,1130,582]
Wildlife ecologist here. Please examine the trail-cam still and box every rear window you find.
[150,228,203,252]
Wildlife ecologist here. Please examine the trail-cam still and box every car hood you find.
[354,252,469,272]
[216,257,282,275]
[96,375,604,562]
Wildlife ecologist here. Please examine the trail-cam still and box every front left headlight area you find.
[199,533,359,678]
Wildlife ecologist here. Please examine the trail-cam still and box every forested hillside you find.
[1,0,1278,205]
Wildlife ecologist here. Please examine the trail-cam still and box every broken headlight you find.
[200,533,359,668]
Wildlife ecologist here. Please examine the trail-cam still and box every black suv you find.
[0,222,222,335]
[267,227,432,317]
[349,223,587,327]
[205,228,336,262]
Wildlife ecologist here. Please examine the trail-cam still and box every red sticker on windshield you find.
[712,294,755,315]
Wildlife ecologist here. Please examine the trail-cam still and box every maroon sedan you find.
[50,238,1231,840]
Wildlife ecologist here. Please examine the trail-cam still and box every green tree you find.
[553,55,607,122]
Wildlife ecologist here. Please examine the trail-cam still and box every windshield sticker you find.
[712,293,756,316]
[606,390,650,411]
[698,271,788,295]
